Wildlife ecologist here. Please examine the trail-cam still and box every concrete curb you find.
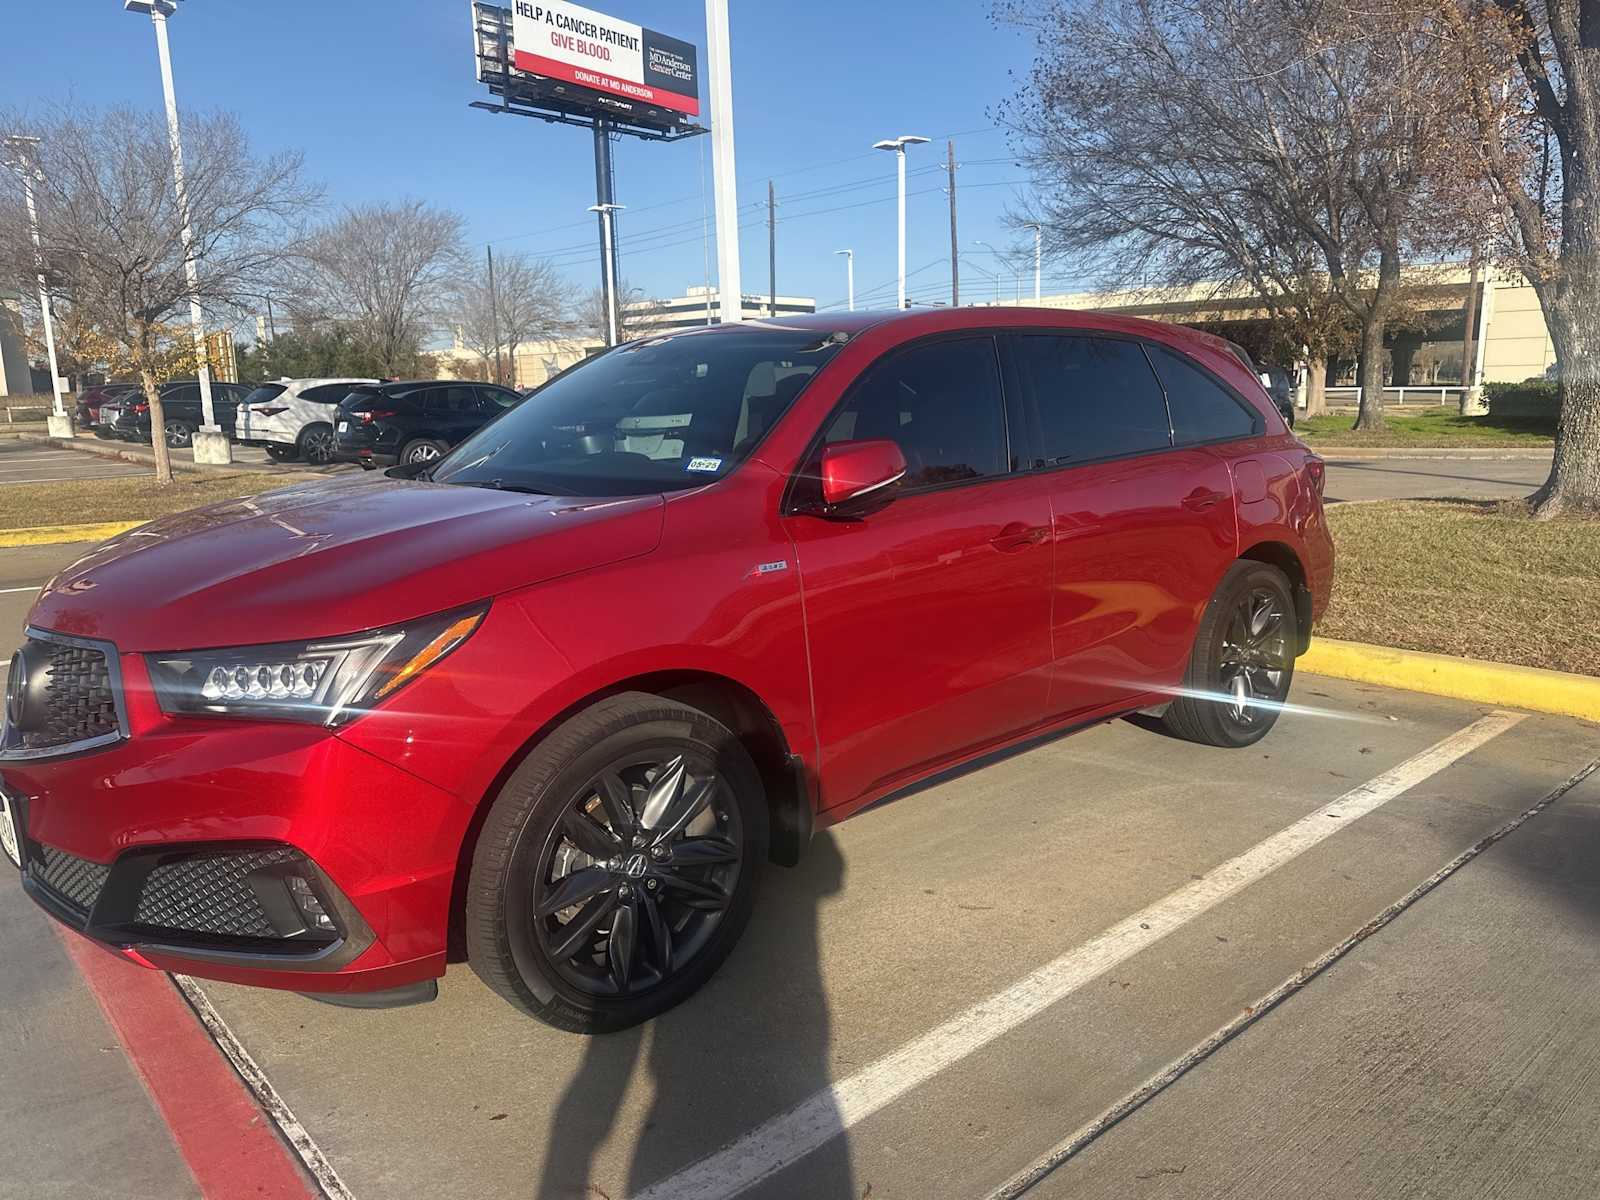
[1301,637,1600,723]
[0,520,148,547]
[18,434,311,477]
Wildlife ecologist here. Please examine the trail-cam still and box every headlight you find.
[146,606,487,725]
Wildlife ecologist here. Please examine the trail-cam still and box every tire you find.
[164,421,194,448]
[399,438,448,466]
[264,444,300,463]
[466,692,767,1032]
[296,422,337,466]
[1161,561,1298,748]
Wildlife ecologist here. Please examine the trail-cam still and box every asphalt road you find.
[0,540,1596,1200]
[1321,454,1552,504]
[0,439,151,486]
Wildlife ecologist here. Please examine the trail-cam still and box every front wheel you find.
[466,692,767,1032]
[1161,561,1298,748]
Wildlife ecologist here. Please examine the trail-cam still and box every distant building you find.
[632,285,816,333]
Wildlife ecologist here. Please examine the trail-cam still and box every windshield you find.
[429,327,846,497]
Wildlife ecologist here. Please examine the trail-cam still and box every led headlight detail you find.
[146,605,487,726]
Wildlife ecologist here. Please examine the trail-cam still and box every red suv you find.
[2,310,1331,1032]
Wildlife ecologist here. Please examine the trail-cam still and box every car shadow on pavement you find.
[538,831,855,1200]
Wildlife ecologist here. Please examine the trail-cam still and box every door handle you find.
[990,522,1049,552]
[1182,488,1228,512]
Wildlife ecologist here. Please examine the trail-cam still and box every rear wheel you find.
[466,692,767,1032]
[164,420,194,449]
[297,423,337,465]
[1161,561,1297,748]
[400,438,447,466]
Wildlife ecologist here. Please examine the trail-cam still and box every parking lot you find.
[0,439,152,486]
[1,537,1596,1200]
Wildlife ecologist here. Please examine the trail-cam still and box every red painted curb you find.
[54,928,316,1200]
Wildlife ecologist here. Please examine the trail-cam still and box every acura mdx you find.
[1,309,1332,1032]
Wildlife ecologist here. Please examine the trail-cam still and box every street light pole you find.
[974,240,1002,305]
[834,249,854,312]
[1026,223,1042,303]
[125,0,230,463]
[588,204,624,347]
[873,135,929,310]
[3,136,69,435]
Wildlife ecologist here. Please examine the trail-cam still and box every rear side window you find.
[424,386,476,413]
[300,384,355,404]
[1012,335,1170,464]
[1146,345,1262,444]
[242,384,287,405]
[823,337,1008,490]
[165,385,200,405]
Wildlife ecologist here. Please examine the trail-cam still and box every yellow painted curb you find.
[1302,637,1600,723]
[0,519,149,548]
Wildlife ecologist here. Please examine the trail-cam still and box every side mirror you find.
[815,439,907,518]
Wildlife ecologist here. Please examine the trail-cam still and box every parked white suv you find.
[234,378,379,464]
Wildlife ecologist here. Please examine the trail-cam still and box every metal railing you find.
[1323,385,1466,407]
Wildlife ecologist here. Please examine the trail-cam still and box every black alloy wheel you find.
[1161,560,1298,748]
[529,752,743,999]
[466,692,767,1032]
[298,423,336,465]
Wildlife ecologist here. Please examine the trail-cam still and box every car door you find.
[424,385,479,445]
[782,335,1054,813]
[1007,333,1243,718]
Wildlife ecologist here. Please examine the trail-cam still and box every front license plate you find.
[0,788,19,870]
[337,420,349,433]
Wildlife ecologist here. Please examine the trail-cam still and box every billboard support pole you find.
[705,0,741,322]
[593,119,622,343]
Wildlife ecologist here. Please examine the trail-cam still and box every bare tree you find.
[453,250,575,384]
[1433,0,1600,516]
[293,200,464,377]
[574,281,667,346]
[997,0,1460,429]
[0,106,313,482]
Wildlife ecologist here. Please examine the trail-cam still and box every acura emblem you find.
[623,853,648,879]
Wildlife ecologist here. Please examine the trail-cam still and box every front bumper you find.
[3,681,464,994]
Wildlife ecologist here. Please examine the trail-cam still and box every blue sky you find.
[7,1,1051,324]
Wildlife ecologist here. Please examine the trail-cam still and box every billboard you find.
[510,1,699,117]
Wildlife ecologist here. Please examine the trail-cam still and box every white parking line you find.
[0,586,41,595]
[632,710,1527,1200]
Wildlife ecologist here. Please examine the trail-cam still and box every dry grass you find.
[0,472,302,530]
[1298,406,1554,447]
[1320,500,1600,676]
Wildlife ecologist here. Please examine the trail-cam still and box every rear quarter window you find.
[1146,345,1263,445]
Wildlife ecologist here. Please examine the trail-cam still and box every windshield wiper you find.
[457,478,552,496]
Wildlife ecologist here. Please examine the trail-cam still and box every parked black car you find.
[106,381,255,447]
[333,380,525,468]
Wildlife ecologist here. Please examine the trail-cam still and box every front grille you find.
[38,643,119,748]
[7,635,122,756]
[33,845,112,917]
[136,847,305,939]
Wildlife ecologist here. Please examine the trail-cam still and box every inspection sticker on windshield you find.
[686,456,723,473]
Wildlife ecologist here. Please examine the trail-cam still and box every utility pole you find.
[947,140,959,307]
[1026,222,1042,303]
[486,245,503,386]
[704,0,741,321]
[768,179,776,317]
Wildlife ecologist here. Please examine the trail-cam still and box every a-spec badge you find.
[747,559,789,579]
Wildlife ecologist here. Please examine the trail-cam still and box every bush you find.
[1484,380,1560,422]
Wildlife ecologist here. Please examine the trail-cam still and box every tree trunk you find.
[1531,300,1600,517]
[1304,356,1328,417]
[139,365,174,486]
[1352,312,1388,431]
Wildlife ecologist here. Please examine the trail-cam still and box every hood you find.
[30,476,665,651]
